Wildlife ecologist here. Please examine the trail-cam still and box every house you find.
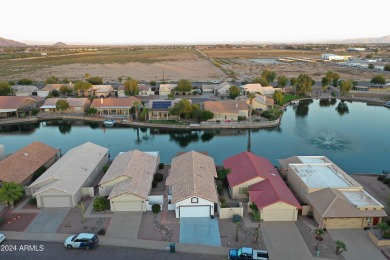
[37,84,74,98]
[27,142,109,208]
[0,96,44,118]
[202,82,231,96]
[98,150,159,212]
[166,151,218,218]
[240,84,278,96]
[203,100,248,122]
[224,151,301,221]
[279,156,387,228]
[91,97,141,116]
[117,85,126,97]
[0,142,58,186]
[12,85,38,96]
[237,94,274,111]
[40,98,90,113]
[159,84,177,96]
[146,99,181,120]
[138,84,154,96]
[78,85,113,97]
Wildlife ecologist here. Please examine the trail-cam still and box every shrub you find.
[31,108,39,116]
[154,173,164,182]
[152,180,157,188]
[93,196,109,212]
[308,211,314,218]
[103,165,109,173]
[219,197,226,204]
[232,214,241,223]
[158,163,164,169]
[97,228,106,235]
[0,217,3,227]
[152,204,161,214]
[217,184,223,195]
[28,198,37,206]
[383,178,390,184]
[378,175,385,181]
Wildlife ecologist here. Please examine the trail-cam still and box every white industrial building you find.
[321,54,345,61]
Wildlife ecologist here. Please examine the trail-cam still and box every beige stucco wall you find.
[99,176,129,197]
[287,165,311,203]
[230,177,264,199]
[261,202,298,221]
[324,217,364,229]
[36,188,73,208]
[219,204,244,219]
[110,193,146,212]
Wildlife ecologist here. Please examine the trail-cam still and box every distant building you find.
[159,84,177,96]
[12,85,38,96]
[203,100,248,122]
[321,54,345,61]
[40,98,90,113]
[347,47,366,52]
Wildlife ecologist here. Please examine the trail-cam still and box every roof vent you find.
[271,172,276,176]
[23,153,29,156]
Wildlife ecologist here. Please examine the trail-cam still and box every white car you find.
[64,233,98,249]
[103,120,116,126]
[211,80,220,84]
[0,233,5,243]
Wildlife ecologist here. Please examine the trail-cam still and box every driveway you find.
[262,222,315,260]
[329,229,386,260]
[26,208,70,233]
[180,217,221,246]
[106,212,142,239]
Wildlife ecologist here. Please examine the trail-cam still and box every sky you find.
[2,0,390,45]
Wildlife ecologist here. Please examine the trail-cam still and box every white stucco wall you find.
[174,196,215,218]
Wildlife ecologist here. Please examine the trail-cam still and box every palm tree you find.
[133,100,141,121]
[314,228,325,252]
[335,240,347,255]
[0,182,24,208]
[247,92,256,120]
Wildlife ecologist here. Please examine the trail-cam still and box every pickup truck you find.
[228,247,269,260]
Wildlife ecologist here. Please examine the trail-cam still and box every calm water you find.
[1,99,389,173]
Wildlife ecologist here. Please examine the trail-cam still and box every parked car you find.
[228,247,269,260]
[64,233,99,250]
[0,233,5,243]
[103,119,116,126]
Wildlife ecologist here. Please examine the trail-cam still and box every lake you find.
[0,99,389,174]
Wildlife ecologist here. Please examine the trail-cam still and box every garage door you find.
[113,201,143,212]
[179,206,210,218]
[326,218,364,229]
[42,196,72,207]
[263,209,296,221]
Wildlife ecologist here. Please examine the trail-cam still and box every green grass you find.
[148,120,187,125]
[281,94,303,105]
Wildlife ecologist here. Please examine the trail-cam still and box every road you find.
[0,240,225,260]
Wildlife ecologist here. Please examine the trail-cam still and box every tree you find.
[366,54,373,59]
[384,65,390,71]
[314,228,325,252]
[229,85,240,99]
[176,79,192,92]
[118,77,123,83]
[56,99,69,114]
[261,69,276,84]
[169,99,192,119]
[277,75,288,87]
[76,202,86,223]
[339,80,353,95]
[325,71,340,87]
[371,74,386,85]
[124,79,139,96]
[133,100,141,120]
[61,78,70,83]
[17,78,33,85]
[74,81,92,92]
[45,76,59,84]
[290,77,297,86]
[253,77,269,86]
[335,240,347,255]
[247,92,256,119]
[296,74,314,95]
[368,64,374,69]
[84,73,90,81]
[49,89,60,97]
[0,81,12,96]
[87,76,103,85]
[59,85,72,95]
[0,182,24,208]
[150,80,156,86]
[199,110,214,121]
[273,90,283,105]
[378,222,389,237]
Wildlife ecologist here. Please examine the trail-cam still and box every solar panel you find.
[152,101,172,109]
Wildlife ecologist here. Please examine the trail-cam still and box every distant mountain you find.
[53,42,67,46]
[328,35,390,44]
[0,36,27,47]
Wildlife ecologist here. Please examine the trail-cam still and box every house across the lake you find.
[91,97,141,116]
[0,96,44,118]
[203,100,248,122]
[40,98,90,113]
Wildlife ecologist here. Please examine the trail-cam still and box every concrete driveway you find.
[262,222,316,260]
[26,208,70,233]
[180,217,221,246]
[329,229,386,260]
[106,212,142,239]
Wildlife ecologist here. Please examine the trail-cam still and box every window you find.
[239,187,247,194]
[191,197,198,203]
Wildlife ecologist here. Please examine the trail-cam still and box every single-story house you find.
[0,96,44,118]
[12,85,38,96]
[0,142,58,186]
[91,97,141,116]
[117,85,126,97]
[306,188,387,229]
[201,84,216,93]
[27,142,109,208]
[240,84,278,96]
[251,94,274,111]
[98,150,159,212]
[40,98,91,113]
[159,84,177,96]
[79,85,113,97]
[146,99,181,120]
[138,84,154,96]
[166,151,218,218]
[203,100,248,122]
[202,82,231,96]
[37,84,74,98]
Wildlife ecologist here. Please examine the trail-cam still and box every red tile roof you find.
[91,97,140,108]
[248,177,301,209]
[0,142,58,184]
[223,151,276,187]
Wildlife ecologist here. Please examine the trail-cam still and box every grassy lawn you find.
[148,120,187,125]
[281,94,303,105]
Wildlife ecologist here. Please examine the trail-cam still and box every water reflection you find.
[294,99,313,117]
[0,122,39,134]
[319,98,337,107]
[58,123,72,135]
[336,101,349,116]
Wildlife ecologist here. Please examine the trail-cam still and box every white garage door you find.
[263,209,296,221]
[113,201,143,212]
[179,206,210,218]
[42,196,72,207]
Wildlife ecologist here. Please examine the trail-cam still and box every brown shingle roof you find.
[91,97,140,108]
[306,188,387,218]
[0,142,58,184]
[42,84,74,91]
[166,151,218,203]
[0,96,39,110]
[204,100,248,113]
[41,98,90,108]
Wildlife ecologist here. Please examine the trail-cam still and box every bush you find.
[232,214,241,223]
[378,175,385,181]
[154,173,164,182]
[97,228,106,236]
[383,178,390,184]
[158,163,164,169]
[308,211,314,218]
[152,204,161,214]
[28,198,37,206]
[219,197,226,204]
[93,196,109,212]
[0,217,3,227]
[103,165,109,173]
[152,180,157,188]
[217,184,223,195]
[31,108,39,116]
